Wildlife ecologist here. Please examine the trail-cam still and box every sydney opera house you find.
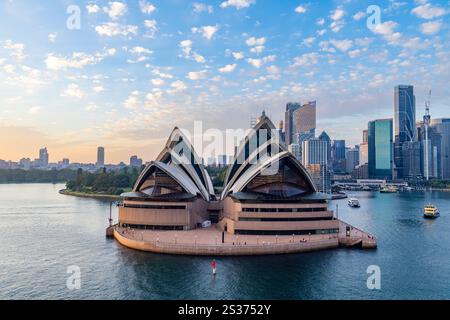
[119,116,338,236]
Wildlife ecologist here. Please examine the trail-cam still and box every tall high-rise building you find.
[368,119,394,180]
[318,131,332,166]
[96,147,105,167]
[288,144,301,161]
[302,138,331,194]
[293,101,316,142]
[431,118,450,179]
[130,155,143,168]
[359,130,369,165]
[332,140,346,173]
[346,148,360,173]
[284,101,316,145]
[302,138,328,166]
[305,164,332,194]
[277,120,285,144]
[394,85,416,179]
[285,102,301,145]
[418,121,441,179]
[39,148,49,167]
[401,141,421,180]
[332,140,346,161]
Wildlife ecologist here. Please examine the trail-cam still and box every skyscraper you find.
[97,147,105,167]
[431,118,450,179]
[332,140,346,173]
[302,138,331,194]
[394,85,416,179]
[284,102,301,145]
[359,130,369,165]
[284,101,317,146]
[318,131,332,166]
[39,148,49,167]
[418,121,441,179]
[288,144,301,161]
[346,148,360,173]
[130,155,143,168]
[302,138,328,166]
[293,101,316,142]
[368,119,394,180]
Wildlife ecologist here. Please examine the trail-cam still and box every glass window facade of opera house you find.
[118,117,339,236]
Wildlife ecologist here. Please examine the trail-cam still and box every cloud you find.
[218,64,236,73]
[371,21,401,43]
[45,48,116,70]
[170,80,187,92]
[353,11,366,21]
[139,1,156,14]
[420,20,443,34]
[295,5,307,14]
[292,52,319,67]
[316,18,325,26]
[220,0,255,10]
[329,39,353,52]
[302,37,315,47]
[95,23,138,37]
[179,40,206,63]
[124,91,141,109]
[192,25,219,40]
[48,33,57,43]
[266,65,280,74]
[151,78,165,86]
[187,70,208,80]
[86,4,100,14]
[411,3,447,19]
[144,19,158,38]
[232,52,245,60]
[247,55,276,68]
[246,36,266,46]
[193,3,214,13]
[2,40,25,61]
[330,7,345,32]
[61,84,85,99]
[130,46,152,55]
[104,2,127,20]
[28,106,41,114]
[93,86,105,93]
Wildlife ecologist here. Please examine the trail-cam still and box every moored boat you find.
[380,186,398,193]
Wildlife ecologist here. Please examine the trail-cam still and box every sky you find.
[0,0,449,164]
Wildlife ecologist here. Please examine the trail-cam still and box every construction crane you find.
[424,90,431,181]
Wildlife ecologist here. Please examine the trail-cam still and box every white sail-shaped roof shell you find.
[221,116,317,200]
[133,127,214,201]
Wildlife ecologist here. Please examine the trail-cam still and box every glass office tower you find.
[369,119,394,180]
[394,85,416,179]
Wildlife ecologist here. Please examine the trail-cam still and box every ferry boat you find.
[423,205,440,219]
[348,198,361,208]
[380,186,398,193]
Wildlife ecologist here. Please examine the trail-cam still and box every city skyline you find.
[0,0,449,163]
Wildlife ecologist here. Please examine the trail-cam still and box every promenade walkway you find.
[112,220,376,255]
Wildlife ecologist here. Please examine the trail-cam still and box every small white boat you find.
[348,198,360,208]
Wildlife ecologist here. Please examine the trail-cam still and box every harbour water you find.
[0,183,449,300]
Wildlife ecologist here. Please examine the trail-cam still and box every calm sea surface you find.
[0,183,449,300]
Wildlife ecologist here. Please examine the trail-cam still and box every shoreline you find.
[59,189,122,200]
